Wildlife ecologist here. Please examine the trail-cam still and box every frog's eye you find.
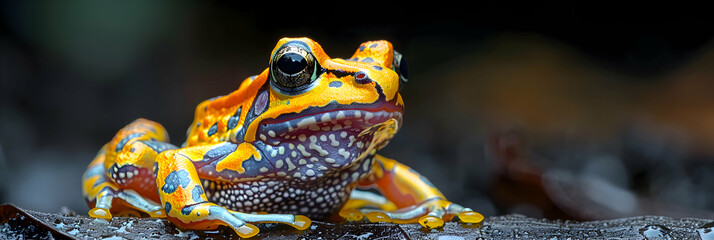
[270,43,319,91]
[392,50,408,89]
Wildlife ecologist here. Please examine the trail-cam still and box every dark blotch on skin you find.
[360,57,374,63]
[372,65,383,71]
[359,46,366,52]
[327,69,353,78]
[115,133,143,152]
[165,202,172,214]
[207,122,218,136]
[329,81,343,88]
[369,43,378,48]
[161,170,191,194]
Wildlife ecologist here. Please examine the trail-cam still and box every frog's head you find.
[253,37,407,178]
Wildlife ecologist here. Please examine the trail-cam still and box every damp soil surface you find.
[1,204,713,239]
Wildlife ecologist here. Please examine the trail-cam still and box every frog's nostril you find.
[354,72,371,84]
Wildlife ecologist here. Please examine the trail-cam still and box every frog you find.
[82,37,483,238]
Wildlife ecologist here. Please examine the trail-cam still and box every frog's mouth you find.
[255,105,402,179]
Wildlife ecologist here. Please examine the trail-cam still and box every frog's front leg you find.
[155,143,310,238]
[341,154,484,229]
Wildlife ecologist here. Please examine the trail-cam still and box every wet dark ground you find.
[2,204,714,239]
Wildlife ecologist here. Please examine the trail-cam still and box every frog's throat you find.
[252,109,401,178]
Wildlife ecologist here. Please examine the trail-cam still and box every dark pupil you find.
[277,53,307,75]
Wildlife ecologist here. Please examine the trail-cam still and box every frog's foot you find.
[340,198,483,229]
[88,187,166,220]
[169,202,311,238]
[342,189,398,212]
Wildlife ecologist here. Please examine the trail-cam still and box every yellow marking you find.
[396,94,405,108]
[182,146,211,162]
[215,142,261,173]
[82,175,107,200]
[371,155,446,207]
[104,118,169,171]
[395,164,445,201]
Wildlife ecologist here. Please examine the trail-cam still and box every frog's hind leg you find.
[340,154,484,228]
[82,118,176,219]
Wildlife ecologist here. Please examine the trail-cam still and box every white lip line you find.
[267,108,402,125]
[261,109,403,136]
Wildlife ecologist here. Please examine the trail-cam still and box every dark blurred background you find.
[2,1,714,221]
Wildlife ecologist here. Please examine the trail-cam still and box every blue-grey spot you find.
[203,142,238,161]
[329,81,343,88]
[181,204,198,215]
[227,107,242,130]
[164,202,172,213]
[359,46,366,52]
[116,133,143,152]
[369,43,378,48]
[360,57,374,63]
[372,65,383,71]
[161,170,191,194]
[192,184,204,202]
[141,140,177,153]
[207,123,218,136]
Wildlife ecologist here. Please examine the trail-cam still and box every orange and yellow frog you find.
[82,37,483,238]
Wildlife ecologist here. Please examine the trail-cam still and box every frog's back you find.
[184,71,270,147]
